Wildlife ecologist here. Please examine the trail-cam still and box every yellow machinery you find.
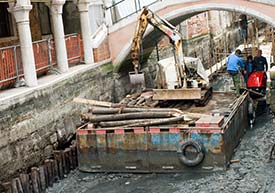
[129,7,211,103]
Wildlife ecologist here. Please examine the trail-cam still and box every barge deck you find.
[76,91,249,172]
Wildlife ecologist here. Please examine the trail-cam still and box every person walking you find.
[240,14,248,43]
[227,49,245,97]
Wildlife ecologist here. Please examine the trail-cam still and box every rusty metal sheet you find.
[223,93,249,165]
[147,133,181,151]
[152,88,202,100]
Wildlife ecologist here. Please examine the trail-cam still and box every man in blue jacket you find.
[227,49,244,97]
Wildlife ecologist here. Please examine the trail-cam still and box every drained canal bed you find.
[47,111,275,193]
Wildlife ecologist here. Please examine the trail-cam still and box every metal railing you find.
[106,0,160,24]
[0,33,82,89]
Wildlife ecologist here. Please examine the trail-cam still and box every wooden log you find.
[53,151,64,179]
[30,167,40,193]
[89,107,182,114]
[45,160,53,187]
[96,112,206,127]
[93,115,185,130]
[19,174,31,193]
[136,97,145,106]
[73,97,121,108]
[127,99,137,106]
[83,112,176,122]
[127,115,185,127]
[99,118,167,127]
[38,166,46,192]
[1,182,12,193]
[148,100,159,108]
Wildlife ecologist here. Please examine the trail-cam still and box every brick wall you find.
[93,37,111,62]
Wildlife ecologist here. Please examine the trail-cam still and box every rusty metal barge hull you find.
[77,92,249,172]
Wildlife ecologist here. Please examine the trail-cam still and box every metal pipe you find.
[13,46,19,82]
[47,37,53,70]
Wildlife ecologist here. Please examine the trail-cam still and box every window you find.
[0,3,13,38]
[38,3,52,35]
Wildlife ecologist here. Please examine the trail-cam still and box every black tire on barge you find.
[177,140,205,167]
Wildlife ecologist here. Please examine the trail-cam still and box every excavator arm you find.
[130,7,187,88]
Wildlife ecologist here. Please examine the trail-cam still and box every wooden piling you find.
[68,148,73,170]
[53,150,64,179]
[61,151,68,175]
[51,159,59,182]
[38,166,46,192]
[70,145,77,169]
[2,182,12,193]
[30,167,40,193]
[19,174,31,193]
[45,160,53,187]
[64,148,71,173]
[11,178,23,193]
[43,164,49,188]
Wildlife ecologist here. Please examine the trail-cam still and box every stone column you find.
[78,0,94,64]
[49,0,69,73]
[8,4,38,87]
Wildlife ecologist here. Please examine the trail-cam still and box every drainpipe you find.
[8,3,38,87]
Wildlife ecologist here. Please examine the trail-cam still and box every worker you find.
[253,49,268,72]
[244,55,254,83]
[239,14,248,42]
[227,49,245,97]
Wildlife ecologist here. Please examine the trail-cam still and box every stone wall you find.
[0,63,131,181]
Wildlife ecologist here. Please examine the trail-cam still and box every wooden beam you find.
[152,88,202,100]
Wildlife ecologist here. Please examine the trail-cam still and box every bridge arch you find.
[109,0,275,70]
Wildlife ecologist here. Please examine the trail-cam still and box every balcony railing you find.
[0,33,82,89]
[106,0,160,24]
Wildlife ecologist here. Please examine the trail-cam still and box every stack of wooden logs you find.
[82,106,185,128]
[119,91,159,108]
[74,92,204,129]
[0,141,77,193]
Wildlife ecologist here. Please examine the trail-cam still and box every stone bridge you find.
[105,0,275,69]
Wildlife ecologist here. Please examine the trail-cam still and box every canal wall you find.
[0,62,131,181]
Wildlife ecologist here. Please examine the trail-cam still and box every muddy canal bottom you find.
[47,74,275,193]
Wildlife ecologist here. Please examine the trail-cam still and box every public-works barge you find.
[76,91,249,172]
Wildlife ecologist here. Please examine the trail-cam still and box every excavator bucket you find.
[129,71,145,85]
